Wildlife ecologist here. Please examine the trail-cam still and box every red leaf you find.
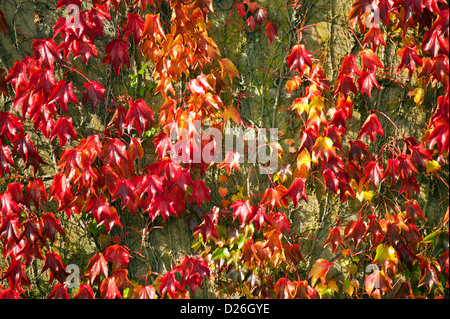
[187,74,213,96]
[47,284,69,299]
[260,186,287,211]
[11,133,47,174]
[409,143,432,170]
[0,111,23,140]
[153,132,175,158]
[364,160,384,187]
[190,180,211,208]
[428,122,449,154]
[105,244,130,270]
[265,21,278,44]
[422,26,447,58]
[83,252,108,285]
[357,71,381,98]
[246,16,256,31]
[218,151,241,175]
[82,81,105,109]
[362,27,386,52]
[146,192,175,221]
[126,98,155,135]
[248,204,270,232]
[308,259,334,286]
[0,144,14,176]
[382,158,400,186]
[103,38,130,75]
[236,3,247,18]
[282,177,308,207]
[101,138,132,172]
[159,271,183,299]
[41,252,67,284]
[378,0,393,25]
[397,45,423,77]
[254,7,267,25]
[191,0,214,15]
[286,44,313,75]
[344,219,367,248]
[111,179,139,214]
[0,288,21,299]
[337,55,361,78]
[32,38,60,70]
[334,74,358,97]
[50,173,74,210]
[19,219,42,244]
[359,113,384,143]
[323,226,346,253]
[86,195,122,233]
[172,255,210,293]
[25,178,48,210]
[1,259,30,294]
[269,213,291,233]
[348,140,369,163]
[231,199,252,227]
[367,215,385,247]
[404,199,424,223]
[56,0,82,10]
[399,175,420,197]
[48,80,78,112]
[50,117,78,147]
[100,276,122,299]
[73,284,95,299]
[41,212,65,243]
[397,153,418,180]
[123,13,144,44]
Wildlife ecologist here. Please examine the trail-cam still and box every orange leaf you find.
[219,58,239,83]
[308,259,333,286]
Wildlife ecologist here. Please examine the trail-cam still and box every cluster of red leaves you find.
[0,0,448,300]
[0,0,226,299]
[233,0,278,44]
[213,0,448,299]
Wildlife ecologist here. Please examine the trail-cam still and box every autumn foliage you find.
[0,0,448,299]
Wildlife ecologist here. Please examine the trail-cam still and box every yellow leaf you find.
[373,244,398,264]
[426,159,441,175]
[219,58,239,83]
[309,95,324,112]
[296,149,311,171]
[413,88,425,105]
[312,136,335,159]
[292,97,309,115]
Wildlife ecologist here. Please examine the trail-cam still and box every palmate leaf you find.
[50,117,78,147]
[359,113,384,143]
[323,226,346,253]
[265,21,278,44]
[82,81,105,109]
[104,244,130,270]
[123,13,144,44]
[286,44,312,75]
[308,259,333,287]
[83,252,108,285]
[103,38,130,75]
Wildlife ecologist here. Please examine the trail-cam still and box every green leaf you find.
[421,227,443,244]
[212,247,230,260]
